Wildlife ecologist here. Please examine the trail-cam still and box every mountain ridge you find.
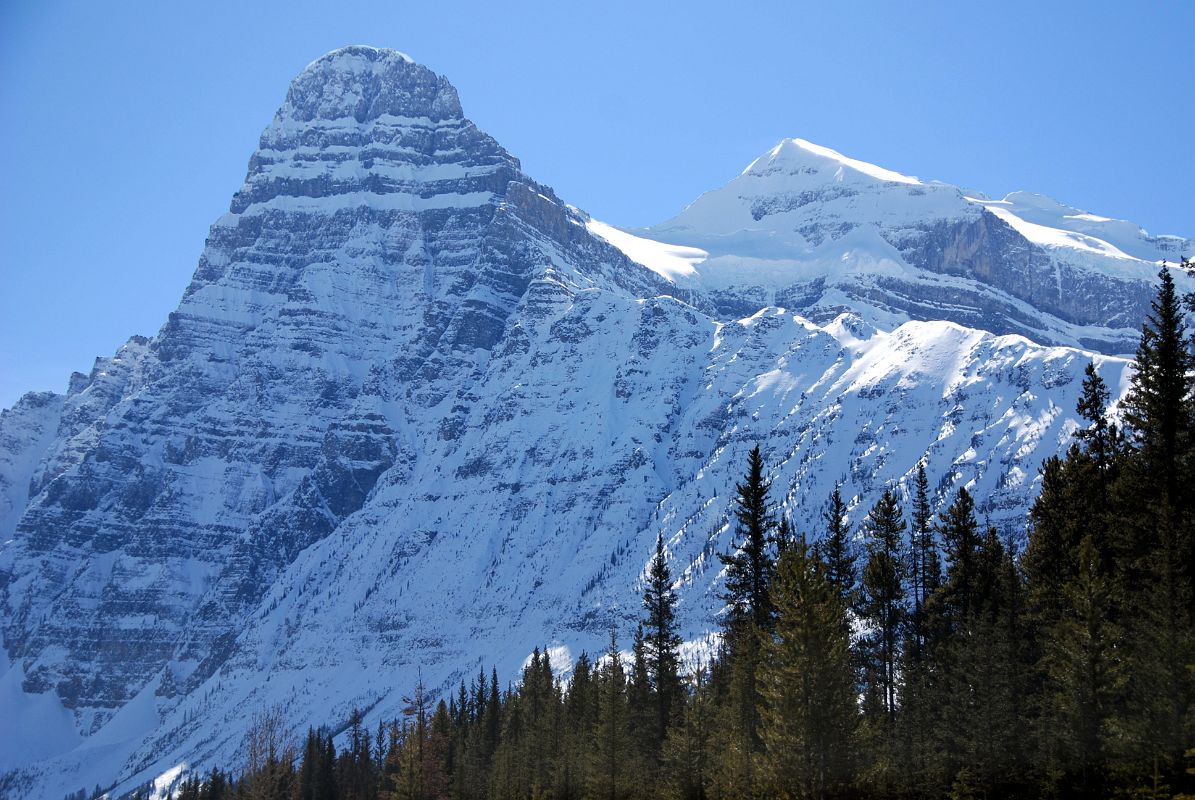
[607,134,1191,355]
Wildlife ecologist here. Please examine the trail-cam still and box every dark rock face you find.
[891,213,1152,349]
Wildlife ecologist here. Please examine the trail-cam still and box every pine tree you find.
[719,444,777,634]
[934,486,980,624]
[1122,265,1195,512]
[908,464,939,661]
[856,488,908,795]
[818,484,856,610]
[1039,533,1122,796]
[758,537,857,799]
[642,534,684,757]
[899,465,942,795]
[660,665,712,800]
[588,629,631,800]
[859,488,907,724]
[716,444,778,789]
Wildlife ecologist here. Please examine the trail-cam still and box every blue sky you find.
[1,0,1192,408]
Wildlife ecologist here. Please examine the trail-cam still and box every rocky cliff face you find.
[0,47,1184,798]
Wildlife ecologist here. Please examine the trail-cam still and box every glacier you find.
[0,45,1188,799]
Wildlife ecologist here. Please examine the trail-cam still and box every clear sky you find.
[1,0,1192,409]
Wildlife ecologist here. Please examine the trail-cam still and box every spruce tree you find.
[1122,265,1195,512]
[627,624,656,771]
[556,651,593,800]
[1039,533,1121,796]
[716,444,778,788]
[909,464,939,660]
[1076,361,1119,481]
[818,484,856,610]
[935,486,980,624]
[857,488,908,794]
[642,534,683,755]
[1114,265,1195,789]
[719,444,777,634]
[588,629,631,800]
[759,537,857,799]
[948,528,1028,797]
[661,665,712,800]
[859,488,908,723]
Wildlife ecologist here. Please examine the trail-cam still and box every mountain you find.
[601,137,1191,354]
[0,46,1185,798]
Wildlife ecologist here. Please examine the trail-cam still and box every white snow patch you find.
[150,763,187,800]
[976,201,1141,260]
[586,219,706,282]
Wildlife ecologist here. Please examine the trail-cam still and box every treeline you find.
[151,264,1195,800]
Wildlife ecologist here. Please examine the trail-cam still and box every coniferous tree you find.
[397,678,430,800]
[1114,265,1195,789]
[1024,455,1086,634]
[856,489,908,796]
[719,445,777,634]
[556,651,593,800]
[934,487,980,625]
[1122,265,1195,514]
[1076,361,1121,484]
[818,484,856,610]
[588,629,631,800]
[628,624,657,773]
[949,528,1028,797]
[1038,533,1122,796]
[661,665,712,800]
[859,488,908,726]
[643,534,684,757]
[758,537,857,799]
[908,463,939,661]
[716,444,778,791]
[899,466,941,796]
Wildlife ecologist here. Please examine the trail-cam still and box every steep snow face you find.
[0,47,1171,799]
[622,138,1191,355]
[967,191,1194,263]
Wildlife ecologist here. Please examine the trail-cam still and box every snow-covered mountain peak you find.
[618,137,1192,355]
[743,137,922,187]
[645,138,968,251]
[274,45,462,127]
[229,45,526,221]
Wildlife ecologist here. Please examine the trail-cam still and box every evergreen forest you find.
[128,263,1195,800]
